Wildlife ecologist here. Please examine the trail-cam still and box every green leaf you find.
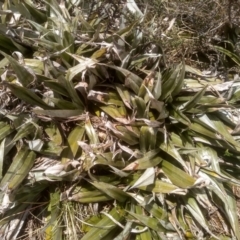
[0,147,36,191]
[64,80,85,110]
[130,167,155,189]
[128,193,168,221]
[198,114,240,148]
[0,139,5,180]
[132,96,147,118]
[61,124,85,161]
[100,105,127,122]
[123,149,162,170]
[139,126,156,153]
[85,115,99,144]
[161,160,195,188]
[214,45,240,66]
[4,82,54,109]
[171,61,185,96]
[103,64,142,94]
[33,109,83,118]
[160,63,184,100]
[11,121,36,143]
[160,142,188,169]
[66,185,112,203]
[81,207,124,240]
[184,196,218,238]
[128,212,165,231]
[190,122,218,139]
[44,80,69,97]
[135,206,154,240]
[152,71,162,100]
[179,84,208,112]
[66,57,97,81]
[45,124,62,145]
[22,2,47,23]
[0,34,29,54]
[139,180,179,193]
[45,190,62,240]
[223,187,240,239]
[0,123,14,141]
[0,51,35,87]
[169,105,191,126]
[116,84,132,109]
[40,141,64,157]
[47,98,78,109]
[89,181,129,202]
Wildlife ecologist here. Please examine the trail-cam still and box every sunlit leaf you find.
[123,149,162,170]
[81,207,124,240]
[130,167,155,189]
[162,160,195,188]
[89,181,129,202]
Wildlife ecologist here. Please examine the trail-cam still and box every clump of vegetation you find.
[1,0,240,239]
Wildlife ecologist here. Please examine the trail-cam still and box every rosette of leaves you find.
[0,0,240,239]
